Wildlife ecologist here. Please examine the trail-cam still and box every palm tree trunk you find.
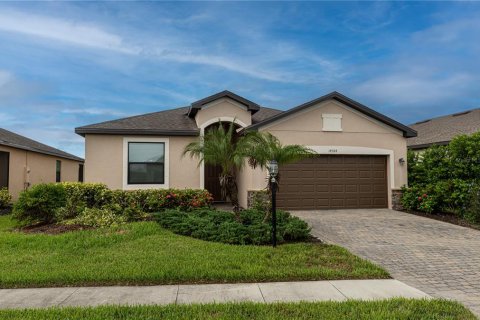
[219,174,241,218]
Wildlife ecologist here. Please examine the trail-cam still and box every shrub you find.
[0,187,12,209]
[154,208,311,245]
[13,184,66,225]
[465,184,480,224]
[12,183,213,226]
[67,207,127,228]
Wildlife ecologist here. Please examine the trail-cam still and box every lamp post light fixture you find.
[268,160,279,248]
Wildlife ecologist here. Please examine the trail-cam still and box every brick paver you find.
[293,209,480,316]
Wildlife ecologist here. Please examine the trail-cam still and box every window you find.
[322,113,342,131]
[78,164,84,182]
[56,160,61,182]
[128,142,165,184]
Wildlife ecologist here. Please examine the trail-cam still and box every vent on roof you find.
[452,110,472,117]
[415,119,431,125]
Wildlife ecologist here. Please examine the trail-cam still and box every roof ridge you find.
[410,107,480,126]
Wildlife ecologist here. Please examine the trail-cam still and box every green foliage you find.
[67,207,127,228]
[404,132,480,221]
[12,183,213,226]
[0,299,474,320]
[465,184,480,224]
[0,215,389,288]
[154,208,311,245]
[0,187,12,209]
[12,184,66,225]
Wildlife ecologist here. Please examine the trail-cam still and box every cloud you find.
[62,108,129,117]
[0,9,342,84]
[0,10,139,54]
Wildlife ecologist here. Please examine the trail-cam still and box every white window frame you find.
[123,137,169,190]
[322,113,343,131]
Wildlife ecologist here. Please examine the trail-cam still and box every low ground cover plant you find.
[0,299,474,320]
[12,183,213,227]
[155,208,311,245]
[403,132,480,223]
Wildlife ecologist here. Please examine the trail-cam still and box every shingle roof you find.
[0,128,83,162]
[407,108,480,149]
[75,107,199,136]
[75,105,284,137]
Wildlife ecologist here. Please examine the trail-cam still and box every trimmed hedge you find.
[0,187,12,210]
[12,183,213,226]
[154,208,311,245]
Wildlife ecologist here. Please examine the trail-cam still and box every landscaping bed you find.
[0,215,388,288]
[404,210,480,230]
[0,299,474,320]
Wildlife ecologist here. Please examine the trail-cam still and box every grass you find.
[0,215,388,288]
[0,299,475,320]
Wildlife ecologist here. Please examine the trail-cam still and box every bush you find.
[0,187,12,209]
[154,208,311,245]
[404,132,480,221]
[67,207,127,228]
[12,182,213,226]
[13,184,66,225]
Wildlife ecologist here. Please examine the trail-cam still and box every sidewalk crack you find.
[174,285,180,305]
[329,282,348,300]
[257,283,266,303]
[57,287,80,306]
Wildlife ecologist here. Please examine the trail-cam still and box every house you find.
[0,128,84,199]
[75,90,416,210]
[407,108,480,151]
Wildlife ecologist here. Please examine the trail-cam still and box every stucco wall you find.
[84,134,200,190]
[0,145,83,199]
[239,100,409,209]
[195,99,252,128]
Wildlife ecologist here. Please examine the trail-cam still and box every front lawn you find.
[0,299,474,320]
[0,215,388,288]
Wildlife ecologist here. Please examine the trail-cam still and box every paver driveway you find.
[293,209,480,316]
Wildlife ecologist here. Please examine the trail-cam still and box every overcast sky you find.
[0,2,479,157]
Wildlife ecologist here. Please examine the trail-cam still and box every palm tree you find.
[242,131,314,219]
[243,131,315,184]
[183,121,248,213]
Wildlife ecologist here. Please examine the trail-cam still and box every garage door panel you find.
[277,155,387,210]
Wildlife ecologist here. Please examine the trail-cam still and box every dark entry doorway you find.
[203,122,240,202]
[0,151,9,189]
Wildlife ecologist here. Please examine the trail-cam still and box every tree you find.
[183,121,248,213]
[243,131,315,186]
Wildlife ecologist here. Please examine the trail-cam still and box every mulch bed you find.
[20,224,94,235]
[404,210,480,230]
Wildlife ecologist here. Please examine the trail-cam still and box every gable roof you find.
[0,128,83,162]
[187,90,260,118]
[75,104,282,137]
[246,91,417,138]
[407,108,480,149]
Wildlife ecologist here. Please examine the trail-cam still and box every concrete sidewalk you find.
[0,280,429,309]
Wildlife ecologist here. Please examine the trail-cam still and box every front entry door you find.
[205,164,224,202]
[0,151,9,189]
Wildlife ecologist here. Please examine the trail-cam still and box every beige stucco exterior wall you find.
[238,100,409,209]
[0,145,83,200]
[195,99,252,128]
[84,134,200,190]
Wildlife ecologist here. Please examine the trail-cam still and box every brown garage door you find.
[277,155,388,210]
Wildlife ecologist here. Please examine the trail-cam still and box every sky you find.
[0,1,479,158]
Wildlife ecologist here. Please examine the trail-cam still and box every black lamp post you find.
[268,160,279,248]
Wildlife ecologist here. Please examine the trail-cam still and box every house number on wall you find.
[329,149,338,153]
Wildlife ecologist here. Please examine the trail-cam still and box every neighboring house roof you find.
[75,90,414,138]
[188,90,261,117]
[0,128,84,162]
[246,91,417,138]
[407,108,480,149]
